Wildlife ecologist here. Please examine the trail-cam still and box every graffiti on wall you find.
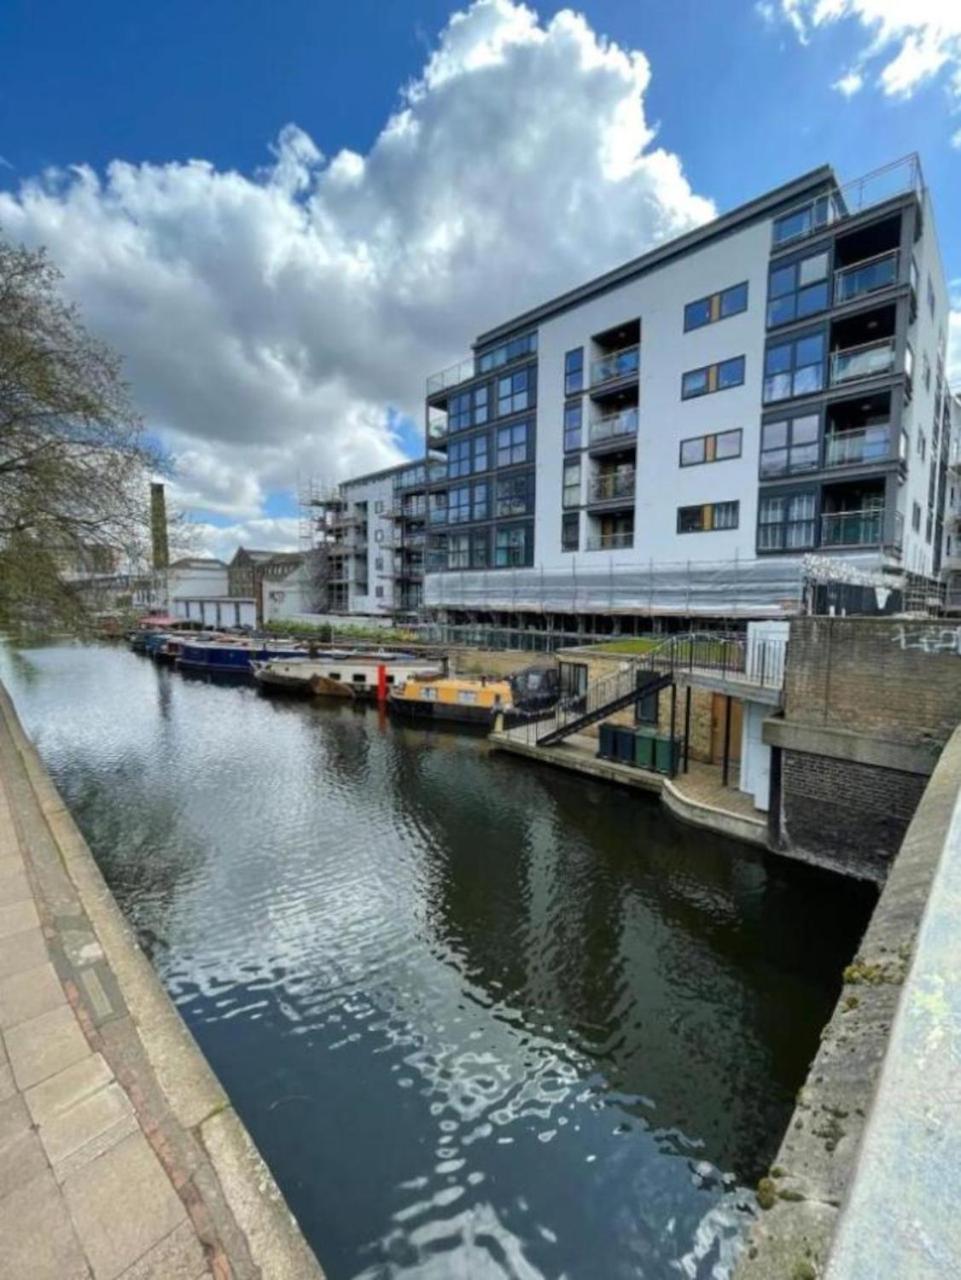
[891,625,961,655]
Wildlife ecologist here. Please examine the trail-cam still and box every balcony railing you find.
[772,154,922,249]
[589,407,639,446]
[590,344,640,388]
[830,337,896,386]
[834,249,899,305]
[587,470,636,503]
[823,426,891,468]
[820,507,900,548]
[586,531,634,550]
[426,356,475,396]
[427,416,448,443]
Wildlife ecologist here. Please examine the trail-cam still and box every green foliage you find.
[262,618,417,645]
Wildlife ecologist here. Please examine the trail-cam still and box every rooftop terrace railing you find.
[773,155,923,250]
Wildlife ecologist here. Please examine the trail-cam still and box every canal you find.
[0,643,875,1280]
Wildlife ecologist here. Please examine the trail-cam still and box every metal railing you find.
[590,344,639,388]
[426,356,476,396]
[587,471,636,503]
[589,407,639,446]
[773,155,922,249]
[823,426,891,468]
[831,337,896,386]
[834,249,899,305]
[585,531,634,551]
[427,416,449,443]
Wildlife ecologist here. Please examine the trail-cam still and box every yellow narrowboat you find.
[388,664,560,728]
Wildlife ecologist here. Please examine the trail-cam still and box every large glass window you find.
[448,485,471,523]
[473,384,489,425]
[561,513,579,552]
[471,530,489,568]
[681,356,745,399]
[763,331,825,402]
[772,196,834,246]
[759,413,819,477]
[565,348,584,396]
[496,420,530,466]
[447,534,470,569]
[476,331,537,374]
[767,250,830,327]
[563,460,581,509]
[684,282,748,331]
[758,492,817,550]
[447,439,471,479]
[472,481,489,522]
[494,525,531,567]
[495,472,532,518]
[449,383,489,432]
[677,501,739,533]
[497,367,533,417]
[679,429,743,467]
[564,401,582,452]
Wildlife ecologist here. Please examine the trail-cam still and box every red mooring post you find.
[377,663,388,705]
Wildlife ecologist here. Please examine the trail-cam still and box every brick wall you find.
[786,618,961,748]
[782,750,927,880]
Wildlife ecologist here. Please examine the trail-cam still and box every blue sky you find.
[1,0,958,554]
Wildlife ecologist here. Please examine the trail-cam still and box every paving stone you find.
[0,961,66,1030]
[0,853,24,880]
[0,1123,48,1200]
[0,1062,15,1103]
[0,924,48,981]
[0,1091,32,1147]
[6,1003,90,1090]
[0,865,30,905]
[41,1079,137,1177]
[0,1168,91,1279]
[64,1131,186,1280]
[0,897,40,940]
[115,1219,209,1280]
[26,1052,114,1125]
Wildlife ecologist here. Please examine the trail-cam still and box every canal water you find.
[0,644,875,1280]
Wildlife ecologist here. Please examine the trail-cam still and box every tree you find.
[0,233,162,630]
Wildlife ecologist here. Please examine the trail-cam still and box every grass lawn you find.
[590,637,664,654]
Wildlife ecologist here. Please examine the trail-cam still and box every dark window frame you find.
[564,348,584,396]
[762,328,826,404]
[683,281,749,332]
[681,355,746,400]
[563,399,583,452]
[759,411,821,479]
[561,512,579,552]
[757,488,818,552]
[676,500,740,534]
[679,428,743,468]
[766,248,831,329]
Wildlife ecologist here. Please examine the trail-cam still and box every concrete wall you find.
[168,563,228,600]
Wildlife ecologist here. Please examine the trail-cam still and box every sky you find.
[1,0,959,560]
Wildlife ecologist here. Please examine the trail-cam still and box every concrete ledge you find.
[662,778,767,848]
[734,721,961,1280]
[0,682,325,1280]
[490,732,664,794]
[763,717,940,776]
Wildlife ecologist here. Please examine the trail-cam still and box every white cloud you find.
[0,0,714,557]
[834,69,865,95]
[769,1,961,123]
[183,518,302,563]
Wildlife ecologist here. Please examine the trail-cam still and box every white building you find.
[167,557,229,602]
[261,558,316,624]
[420,154,950,623]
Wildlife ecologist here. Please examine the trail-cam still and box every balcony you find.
[823,425,891,469]
[831,337,896,386]
[590,344,639,389]
[820,507,901,549]
[586,530,634,551]
[427,416,448,445]
[587,470,635,506]
[589,407,638,448]
[426,356,475,397]
[834,249,899,306]
[772,154,922,249]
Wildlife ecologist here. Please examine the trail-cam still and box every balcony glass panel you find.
[588,471,635,503]
[590,345,640,387]
[834,251,899,304]
[831,338,896,386]
[824,426,890,468]
[586,531,634,550]
[820,508,884,546]
[589,407,639,445]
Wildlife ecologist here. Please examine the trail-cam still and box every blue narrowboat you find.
[177,639,307,674]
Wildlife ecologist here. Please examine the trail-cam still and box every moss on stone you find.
[756,1176,778,1210]
[792,1262,817,1280]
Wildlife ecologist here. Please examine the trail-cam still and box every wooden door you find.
[711,694,743,765]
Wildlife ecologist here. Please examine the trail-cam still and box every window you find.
[927,273,936,318]
[496,420,530,466]
[759,414,819,477]
[758,493,817,550]
[681,356,745,399]
[563,460,581,509]
[494,525,531,567]
[473,384,489,425]
[497,367,533,416]
[679,429,743,467]
[496,472,532,517]
[448,439,471,479]
[476,331,537,374]
[565,348,584,396]
[448,485,471,523]
[448,534,470,569]
[374,500,384,513]
[428,493,447,525]
[917,431,926,461]
[912,501,922,533]
[471,530,489,568]
[923,353,931,393]
[561,513,579,552]
[375,555,383,570]
[472,481,489,522]
[564,401,583,452]
[677,501,739,533]
[449,384,490,432]
[684,282,748,331]
[772,195,833,246]
[375,587,384,599]
[767,250,829,327]
[763,331,825,402]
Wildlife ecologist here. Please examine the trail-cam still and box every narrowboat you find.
[176,638,307,675]
[251,653,443,698]
[388,664,560,728]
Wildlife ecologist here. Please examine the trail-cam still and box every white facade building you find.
[421,155,950,621]
[167,558,229,602]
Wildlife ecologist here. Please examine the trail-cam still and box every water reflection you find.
[0,644,876,1280]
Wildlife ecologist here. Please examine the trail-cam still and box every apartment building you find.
[420,155,950,622]
[304,459,443,617]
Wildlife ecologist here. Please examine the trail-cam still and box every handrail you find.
[590,344,640,387]
[589,408,639,445]
[830,337,896,385]
[586,531,634,550]
[588,471,635,503]
[823,425,891,467]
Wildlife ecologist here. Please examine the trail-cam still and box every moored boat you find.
[388,664,559,729]
[176,638,307,674]
[252,653,443,698]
